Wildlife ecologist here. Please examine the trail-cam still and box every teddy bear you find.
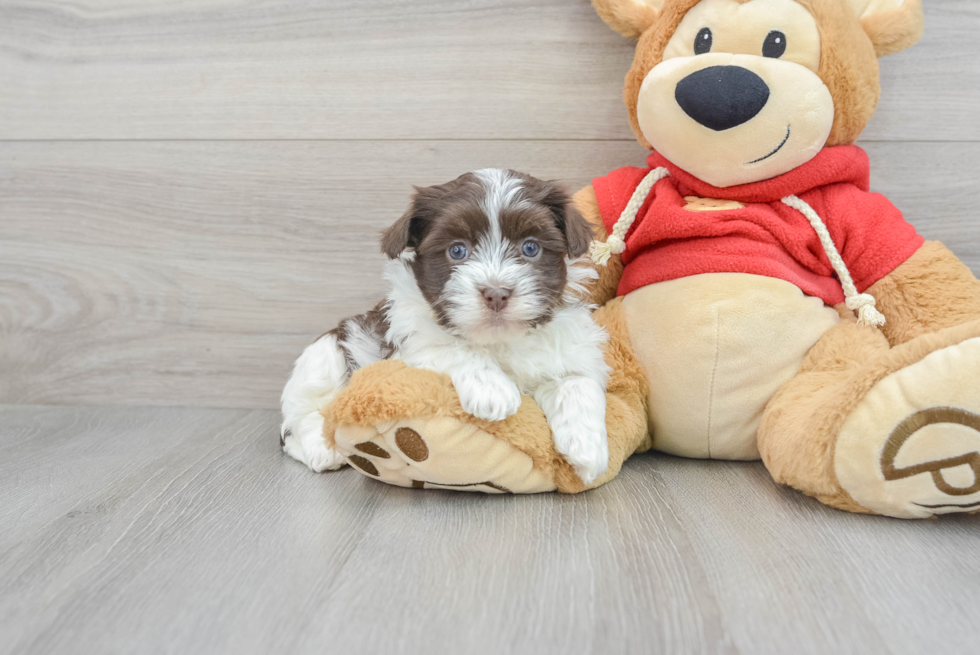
[321,0,980,519]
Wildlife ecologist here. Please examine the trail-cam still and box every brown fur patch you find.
[385,171,591,333]
[573,185,623,307]
[332,301,393,377]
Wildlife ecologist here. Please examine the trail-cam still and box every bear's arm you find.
[573,185,624,307]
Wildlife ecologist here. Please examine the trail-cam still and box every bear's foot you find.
[333,419,557,494]
[324,359,597,495]
[835,334,980,519]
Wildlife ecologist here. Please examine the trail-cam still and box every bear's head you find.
[593,0,924,187]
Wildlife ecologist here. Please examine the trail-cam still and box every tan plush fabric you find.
[623,274,839,459]
[835,335,980,518]
[326,297,653,494]
[868,241,980,347]
[592,0,664,38]
[760,315,980,514]
[574,185,623,308]
[758,307,893,500]
[606,0,902,150]
[334,418,558,494]
[326,0,978,519]
[857,0,924,57]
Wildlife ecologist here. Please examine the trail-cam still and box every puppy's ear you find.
[592,0,664,39]
[848,0,924,57]
[380,186,440,259]
[531,178,595,259]
[558,202,595,259]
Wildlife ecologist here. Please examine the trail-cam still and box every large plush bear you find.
[323,0,980,519]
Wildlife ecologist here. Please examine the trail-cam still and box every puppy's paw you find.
[453,370,523,422]
[282,415,346,473]
[535,376,610,486]
[552,420,609,486]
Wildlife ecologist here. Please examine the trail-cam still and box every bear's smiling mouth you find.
[747,125,792,164]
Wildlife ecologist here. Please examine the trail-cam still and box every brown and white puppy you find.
[281,169,611,484]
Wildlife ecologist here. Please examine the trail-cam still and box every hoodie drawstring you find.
[589,173,887,329]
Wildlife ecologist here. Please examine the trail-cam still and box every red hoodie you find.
[592,146,923,304]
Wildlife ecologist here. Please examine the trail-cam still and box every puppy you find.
[280,169,611,484]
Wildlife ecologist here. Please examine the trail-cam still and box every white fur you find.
[340,319,387,369]
[384,256,611,482]
[281,170,612,483]
[280,333,348,472]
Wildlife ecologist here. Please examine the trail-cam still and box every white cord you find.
[781,194,886,328]
[589,167,671,266]
[589,173,886,330]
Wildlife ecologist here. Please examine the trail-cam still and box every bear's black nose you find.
[675,65,770,131]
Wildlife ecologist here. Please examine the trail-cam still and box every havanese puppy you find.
[280,169,611,484]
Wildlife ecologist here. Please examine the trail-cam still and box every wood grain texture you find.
[0,405,977,655]
[3,140,979,409]
[0,0,976,142]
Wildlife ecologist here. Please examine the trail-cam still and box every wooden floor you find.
[3,1,980,653]
[1,405,978,655]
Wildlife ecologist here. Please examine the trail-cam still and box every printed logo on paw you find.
[881,407,980,511]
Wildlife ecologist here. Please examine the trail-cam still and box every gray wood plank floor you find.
[1,405,977,655]
[3,1,980,653]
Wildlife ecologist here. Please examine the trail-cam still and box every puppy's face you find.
[381,169,594,343]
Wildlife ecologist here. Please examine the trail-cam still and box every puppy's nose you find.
[675,65,770,131]
[481,288,511,312]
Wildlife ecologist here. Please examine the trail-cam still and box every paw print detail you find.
[354,442,391,459]
[333,421,556,494]
[395,427,429,462]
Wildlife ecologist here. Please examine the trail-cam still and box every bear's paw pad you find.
[835,337,980,518]
[333,418,557,495]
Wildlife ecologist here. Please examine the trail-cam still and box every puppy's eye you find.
[521,240,541,258]
[694,27,712,55]
[763,31,787,58]
[448,244,469,261]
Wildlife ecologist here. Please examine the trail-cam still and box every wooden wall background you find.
[2,0,979,409]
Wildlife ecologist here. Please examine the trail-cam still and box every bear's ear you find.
[848,0,924,57]
[592,0,666,39]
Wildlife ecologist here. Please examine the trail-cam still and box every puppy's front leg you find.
[535,376,609,485]
[448,357,523,423]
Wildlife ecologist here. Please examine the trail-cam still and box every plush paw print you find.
[333,419,557,494]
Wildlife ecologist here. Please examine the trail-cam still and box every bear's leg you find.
[328,299,652,494]
[869,241,980,345]
[759,242,980,518]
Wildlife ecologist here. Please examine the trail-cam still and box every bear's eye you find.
[694,27,712,55]
[763,30,787,58]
